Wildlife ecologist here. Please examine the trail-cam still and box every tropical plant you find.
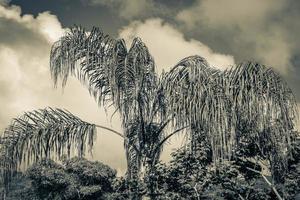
[0,25,298,199]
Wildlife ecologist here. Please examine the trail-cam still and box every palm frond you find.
[161,56,232,161]
[222,62,297,148]
[0,107,96,188]
[50,26,119,105]
[223,62,297,131]
[222,62,298,181]
[162,55,220,127]
[116,37,157,125]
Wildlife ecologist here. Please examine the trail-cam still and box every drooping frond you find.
[50,26,119,105]
[161,56,232,162]
[223,62,297,132]
[0,108,96,188]
[221,62,298,181]
[116,38,157,125]
[162,55,220,128]
[222,62,297,152]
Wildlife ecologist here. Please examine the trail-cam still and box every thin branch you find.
[193,183,200,200]
[94,124,141,156]
[157,126,189,149]
[238,194,245,200]
[246,167,284,200]
[95,124,124,138]
[151,125,188,164]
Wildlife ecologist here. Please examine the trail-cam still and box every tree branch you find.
[95,124,124,138]
[151,125,188,165]
[246,167,284,200]
[95,124,141,156]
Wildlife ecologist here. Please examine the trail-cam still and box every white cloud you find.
[119,18,235,73]
[0,6,64,44]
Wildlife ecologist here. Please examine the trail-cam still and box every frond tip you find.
[0,107,96,188]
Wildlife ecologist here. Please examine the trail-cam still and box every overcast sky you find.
[0,0,299,174]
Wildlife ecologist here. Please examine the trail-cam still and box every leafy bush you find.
[7,157,118,200]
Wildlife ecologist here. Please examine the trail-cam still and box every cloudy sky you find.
[0,0,299,174]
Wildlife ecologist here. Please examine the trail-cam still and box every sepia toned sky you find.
[0,0,299,174]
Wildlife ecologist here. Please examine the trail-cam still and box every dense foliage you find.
[3,157,117,200]
[145,135,300,199]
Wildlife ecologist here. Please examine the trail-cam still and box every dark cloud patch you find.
[155,0,194,8]
[287,54,300,99]
[291,54,300,68]
[83,0,170,21]
[9,0,123,36]
[0,0,11,5]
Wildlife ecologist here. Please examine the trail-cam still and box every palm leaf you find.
[116,38,157,125]
[161,56,232,162]
[0,107,96,188]
[50,26,118,105]
[222,62,297,148]
[162,55,220,127]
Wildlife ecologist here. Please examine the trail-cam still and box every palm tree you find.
[0,26,185,199]
[0,26,298,198]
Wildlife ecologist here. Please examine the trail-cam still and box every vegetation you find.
[2,137,299,199]
[0,25,299,199]
[2,157,117,200]
[147,133,300,199]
